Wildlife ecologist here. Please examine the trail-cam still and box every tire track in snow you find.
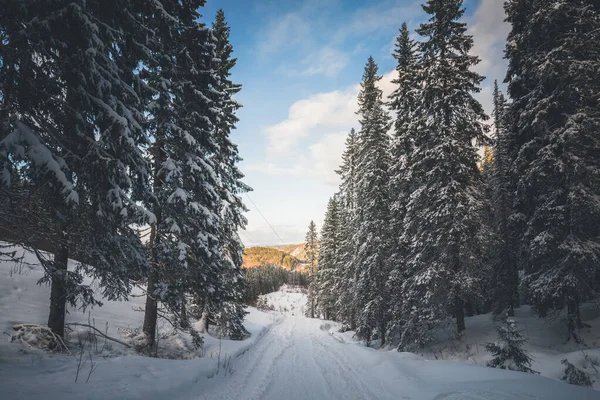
[307,321,386,400]
[245,317,297,400]
[298,318,342,399]
[207,315,291,400]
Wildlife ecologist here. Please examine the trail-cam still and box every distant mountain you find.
[242,247,301,270]
[270,243,307,261]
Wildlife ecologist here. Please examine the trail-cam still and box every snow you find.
[258,284,307,315]
[0,244,276,398]
[405,305,600,390]
[0,122,79,204]
[0,248,598,399]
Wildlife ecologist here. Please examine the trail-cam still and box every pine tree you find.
[0,0,154,336]
[386,22,420,343]
[314,197,342,320]
[353,57,391,346]
[337,129,360,212]
[209,9,249,340]
[398,0,489,347]
[487,81,519,316]
[486,318,537,374]
[305,220,319,273]
[141,0,198,343]
[504,0,600,340]
[142,2,224,346]
[305,220,319,318]
[334,129,360,329]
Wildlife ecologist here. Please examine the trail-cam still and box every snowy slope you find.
[0,244,275,359]
[401,306,600,390]
[1,250,598,399]
[259,284,307,315]
[0,244,277,399]
[329,306,600,391]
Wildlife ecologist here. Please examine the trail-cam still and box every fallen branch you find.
[66,323,131,348]
[12,324,71,355]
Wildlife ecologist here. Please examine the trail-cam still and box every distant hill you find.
[242,247,301,270]
[270,243,307,261]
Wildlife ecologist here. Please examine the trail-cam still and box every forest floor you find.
[0,245,598,399]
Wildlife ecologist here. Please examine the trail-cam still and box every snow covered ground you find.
[1,246,599,399]
[0,244,278,399]
[258,284,307,315]
[330,309,600,390]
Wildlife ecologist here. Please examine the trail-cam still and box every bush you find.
[561,358,592,387]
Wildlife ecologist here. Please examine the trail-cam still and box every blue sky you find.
[201,0,510,245]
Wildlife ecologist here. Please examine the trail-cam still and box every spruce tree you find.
[305,220,319,273]
[487,81,519,316]
[386,22,420,343]
[142,2,224,345]
[504,0,600,339]
[398,0,489,346]
[0,0,153,336]
[209,9,249,340]
[305,220,319,318]
[334,129,360,329]
[314,197,342,320]
[141,0,197,343]
[353,57,391,346]
[486,318,537,374]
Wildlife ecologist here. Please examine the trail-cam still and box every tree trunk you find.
[48,243,69,336]
[180,295,188,329]
[198,304,210,333]
[510,257,520,313]
[379,322,386,347]
[143,137,164,348]
[567,297,583,342]
[455,294,465,333]
[143,270,158,346]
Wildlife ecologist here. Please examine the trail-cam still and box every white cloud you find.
[241,224,309,246]
[258,69,399,188]
[264,86,359,155]
[265,68,397,157]
[247,132,347,187]
[379,69,398,100]
[308,132,348,186]
[468,0,511,115]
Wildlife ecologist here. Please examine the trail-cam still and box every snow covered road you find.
[202,314,597,400]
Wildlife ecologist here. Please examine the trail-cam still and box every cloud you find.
[258,69,399,187]
[308,132,348,186]
[257,0,422,67]
[468,0,511,115]
[264,86,359,155]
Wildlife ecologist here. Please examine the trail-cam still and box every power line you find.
[245,193,286,245]
[238,230,256,247]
